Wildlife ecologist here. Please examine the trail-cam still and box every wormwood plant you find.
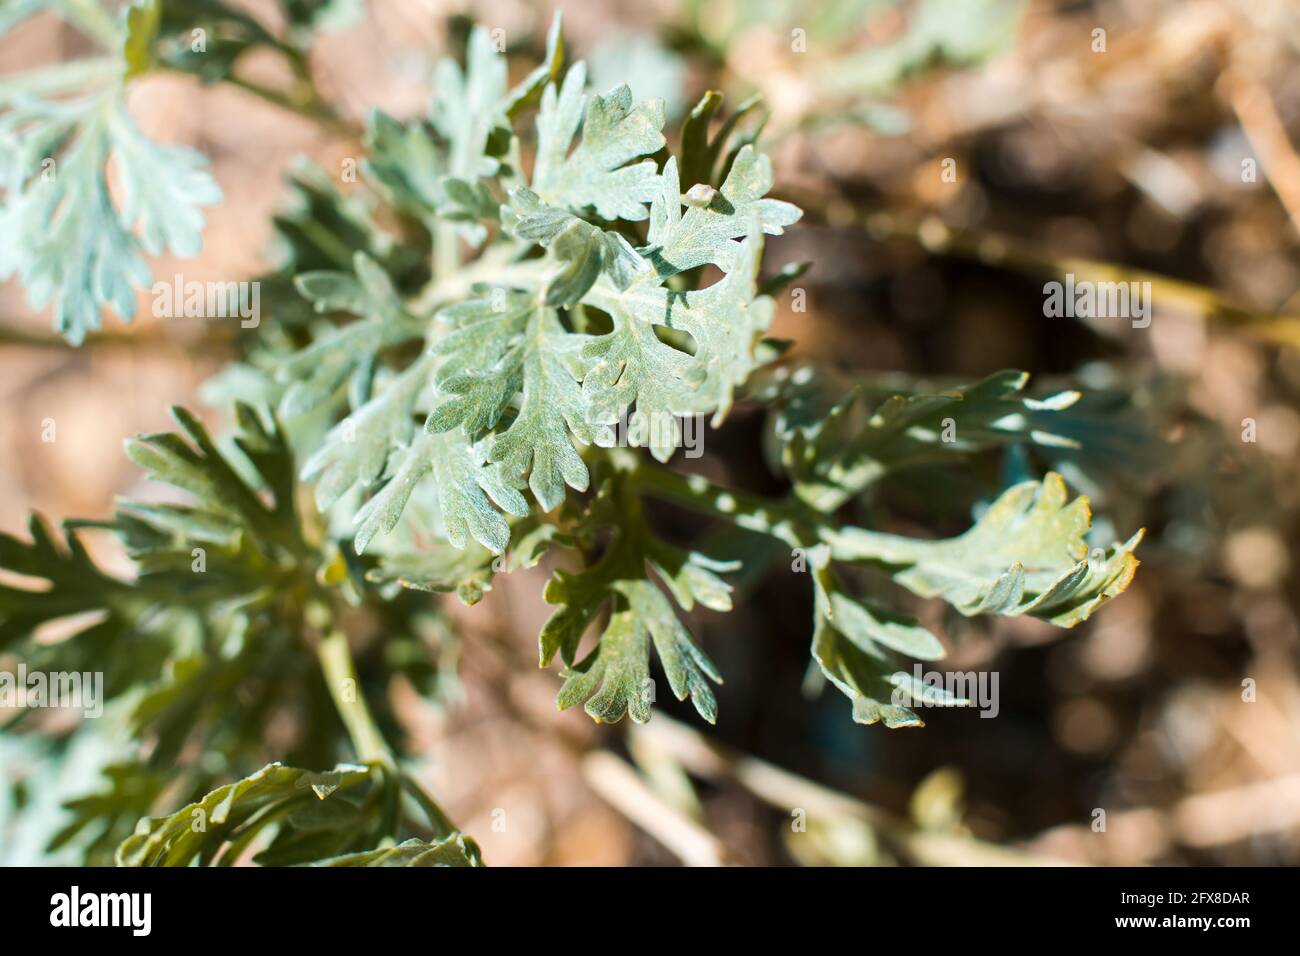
[0,3,1141,866]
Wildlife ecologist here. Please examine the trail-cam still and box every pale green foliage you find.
[284,252,424,417]
[301,354,432,515]
[260,15,1137,735]
[769,368,1085,510]
[312,836,482,867]
[1,402,472,865]
[363,15,563,236]
[0,1,220,343]
[0,6,1147,871]
[810,474,1141,725]
[541,480,733,724]
[116,762,481,867]
[643,150,800,278]
[425,291,594,511]
[116,763,369,866]
[367,516,563,606]
[530,62,665,221]
[809,545,945,729]
[353,428,528,556]
[632,451,1141,728]
[554,577,725,724]
[294,17,801,559]
[826,473,1144,628]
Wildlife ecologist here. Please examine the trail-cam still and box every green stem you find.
[315,629,460,839]
[629,464,813,549]
[411,246,548,317]
[316,629,392,766]
[216,73,354,136]
[400,777,457,841]
[630,463,909,565]
[433,221,461,286]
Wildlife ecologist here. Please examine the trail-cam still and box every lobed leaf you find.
[824,473,1143,627]
[806,545,964,729]
[530,62,666,222]
[771,368,1088,510]
[311,836,482,867]
[116,762,369,866]
[542,484,731,724]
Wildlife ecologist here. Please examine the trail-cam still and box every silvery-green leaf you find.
[281,252,423,417]
[678,90,763,190]
[772,368,1088,511]
[431,24,508,183]
[806,546,927,729]
[502,187,648,303]
[427,294,594,511]
[310,835,482,867]
[0,93,220,344]
[557,580,721,725]
[353,428,527,556]
[641,149,800,279]
[362,109,444,216]
[581,229,776,458]
[116,762,372,867]
[530,62,666,222]
[369,516,568,606]
[542,484,729,724]
[825,472,1143,627]
[502,12,565,119]
[367,539,495,606]
[301,354,434,510]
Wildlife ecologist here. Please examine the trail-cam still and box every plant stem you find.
[315,629,460,840]
[634,716,1074,866]
[629,463,813,549]
[832,205,1300,348]
[217,74,355,136]
[0,321,232,353]
[433,221,461,286]
[316,629,392,767]
[410,245,548,317]
[631,463,930,564]
[400,777,457,841]
[581,751,726,866]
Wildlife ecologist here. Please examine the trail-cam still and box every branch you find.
[629,461,813,549]
[316,628,457,839]
[317,630,392,766]
[580,751,727,866]
[797,203,1300,349]
[631,461,908,565]
[1223,66,1300,238]
[634,715,1076,867]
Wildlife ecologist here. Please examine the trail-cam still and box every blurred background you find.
[3,0,1300,865]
